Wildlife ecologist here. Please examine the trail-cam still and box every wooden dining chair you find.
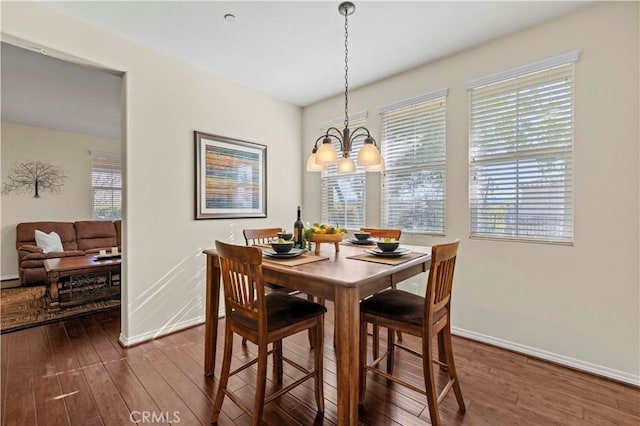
[358,240,465,426]
[360,227,402,240]
[211,241,326,425]
[360,227,404,346]
[243,227,317,347]
[243,227,284,246]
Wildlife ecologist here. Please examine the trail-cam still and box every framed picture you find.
[195,131,267,219]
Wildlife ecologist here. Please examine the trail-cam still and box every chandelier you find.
[306,1,384,174]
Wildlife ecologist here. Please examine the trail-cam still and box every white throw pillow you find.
[34,230,64,253]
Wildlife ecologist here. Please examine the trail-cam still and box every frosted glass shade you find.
[365,156,385,172]
[316,142,339,165]
[337,156,356,173]
[306,153,326,171]
[357,143,381,166]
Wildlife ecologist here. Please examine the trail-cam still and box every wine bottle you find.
[294,206,304,249]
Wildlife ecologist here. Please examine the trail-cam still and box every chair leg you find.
[372,324,380,360]
[211,325,234,424]
[242,337,248,346]
[422,333,441,426]
[252,341,269,426]
[443,326,466,412]
[386,326,395,375]
[396,330,403,342]
[358,317,368,405]
[273,339,283,384]
[308,294,321,349]
[437,331,447,371]
[314,316,325,412]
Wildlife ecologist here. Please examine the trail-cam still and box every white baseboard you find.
[119,316,205,347]
[1,274,18,281]
[452,326,640,387]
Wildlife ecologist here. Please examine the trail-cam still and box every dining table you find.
[202,242,432,426]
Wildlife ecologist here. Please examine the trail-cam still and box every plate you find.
[348,238,376,245]
[364,247,410,258]
[263,248,306,258]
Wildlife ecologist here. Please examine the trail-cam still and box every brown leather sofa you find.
[15,220,121,286]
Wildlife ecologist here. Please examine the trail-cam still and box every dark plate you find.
[364,248,410,258]
[263,248,306,258]
[348,238,376,245]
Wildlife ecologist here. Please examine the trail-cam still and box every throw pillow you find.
[34,230,64,253]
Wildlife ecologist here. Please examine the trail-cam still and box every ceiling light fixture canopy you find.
[306,1,383,174]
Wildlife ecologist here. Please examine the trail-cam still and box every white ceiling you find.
[2,1,591,139]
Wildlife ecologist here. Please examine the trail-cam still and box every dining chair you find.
[360,227,402,240]
[243,227,317,347]
[360,227,404,347]
[211,241,326,425]
[358,240,465,426]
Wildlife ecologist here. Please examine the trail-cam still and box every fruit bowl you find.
[311,233,344,243]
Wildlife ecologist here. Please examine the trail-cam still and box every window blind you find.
[321,114,367,229]
[381,93,447,234]
[91,152,122,220]
[468,61,575,243]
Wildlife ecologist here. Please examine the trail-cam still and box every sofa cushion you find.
[75,221,117,251]
[34,230,64,253]
[16,222,78,251]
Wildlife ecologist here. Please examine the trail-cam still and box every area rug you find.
[0,285,120,334]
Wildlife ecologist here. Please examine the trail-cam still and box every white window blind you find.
[381,91,447,234]
[468,57,576,244]
[91,152,122,220]
[321,113,367,229]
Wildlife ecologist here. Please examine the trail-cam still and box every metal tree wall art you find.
[2,160,67,198]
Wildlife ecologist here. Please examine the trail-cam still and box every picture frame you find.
[195,131,267,219]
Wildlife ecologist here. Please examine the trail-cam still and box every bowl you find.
[376,240,399,252]
[353,232,371,241]
[277,232,293,241]
[271,240,294,253]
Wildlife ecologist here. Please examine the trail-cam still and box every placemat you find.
[347,251,427,265]
[262,252,329,267]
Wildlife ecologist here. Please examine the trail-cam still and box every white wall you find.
[2,2,303,344]
[303,2,639,383]
[1,122,120,279]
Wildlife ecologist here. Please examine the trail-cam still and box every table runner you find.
[347,251,427,265]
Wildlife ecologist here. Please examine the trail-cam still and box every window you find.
[467,52,578,243]
[381,90,447,234]
[91,152,122,220]
[321,113,367,229]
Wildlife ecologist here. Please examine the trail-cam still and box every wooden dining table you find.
[202,243,431,426]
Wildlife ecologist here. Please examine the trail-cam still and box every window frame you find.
[467,52,578,244]
[320,112,368,230]
[91,151,122,220]
[380,89,448,235]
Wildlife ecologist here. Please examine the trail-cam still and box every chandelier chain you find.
[344,10,349,129]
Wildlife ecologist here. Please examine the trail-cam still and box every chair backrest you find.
[243,228,283,246]
[425,240,459,324]
[360,227,402,240]
[215,240,266,328]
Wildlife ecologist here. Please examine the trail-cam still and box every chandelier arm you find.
[313,135,325,148]
[350,133,377,146]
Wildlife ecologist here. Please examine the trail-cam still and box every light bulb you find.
[365,156,385,172]
[315,141,339,165]
[306,152,326,171]
[337,156,356,173]
[357,142,381,166]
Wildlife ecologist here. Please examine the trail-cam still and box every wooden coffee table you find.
[43,254,121,311]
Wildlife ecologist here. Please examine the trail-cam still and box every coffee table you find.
[43,254,121,311]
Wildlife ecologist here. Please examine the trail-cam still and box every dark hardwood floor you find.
[1,305,638,425]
